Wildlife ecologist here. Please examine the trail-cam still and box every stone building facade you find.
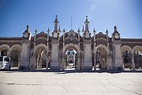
[0,16,142,71]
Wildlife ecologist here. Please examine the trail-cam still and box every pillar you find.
[93,29,96,71]
[77,53,80,70]
[131,53,135,71]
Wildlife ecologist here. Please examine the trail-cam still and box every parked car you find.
[0,56,11,70]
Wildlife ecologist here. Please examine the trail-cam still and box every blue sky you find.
[0,0,142,38]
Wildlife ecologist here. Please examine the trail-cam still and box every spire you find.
[77,28,80,32]
[54,15,59,32]
[35,29,37,34]
[54,15,58,22]
[82,26,84,32]
[82,26,84,37]
[24,25,30,33]
[63,29,66,33]
[113,26,120,39]
[93,28,96,42]
[78,28,80,41]
[85,16,89,23]
[93,28,96,33]
[114,26,117,31]
[106,29,108,34]
[58,26,61,32]
[47,28,50,41]
[34,29,37,41]
[106,29,109,42]
[23,25,31,39]
[63,29,66,42]
[26,25,29,30]
[47,28,50,34]
[84,16,89,32]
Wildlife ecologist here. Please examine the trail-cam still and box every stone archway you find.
[96,46,108,70]
[64,48,77,70]
[62,44,80,70]
[133,46,142,69]
[10,44,22,67]
[0,44,10,56]
[121,46,132,70]
[34,44,48,70]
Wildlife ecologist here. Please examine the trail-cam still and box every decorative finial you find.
[26,25,29,30]
[58,26,61,32]
[106,29,108,34]
[82,26,84,32]
[47,28,50,33]
[34,29,37,34]
[63,29,66,33]
[78,28,80,32]
[85,16,88,22]
[84,16,89,24]
[114,26,117,31]
[55,15,58,22]
[86,16,88,20]
[93,28,96,33]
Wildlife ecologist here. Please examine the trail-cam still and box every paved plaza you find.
[0,70,142,95]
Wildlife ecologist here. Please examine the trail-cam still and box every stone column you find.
[62,29,65,70]
[94,51,96,71]
[93,29,96,71]
[20,43,30,70]
[107,56,112,70]
[46,49,49,70]
[131,53,135,71]
[46,55,49,69]
[77,53,80,70]
[59,51,63,70]
[61,52,65,70]
[50,42,59,70]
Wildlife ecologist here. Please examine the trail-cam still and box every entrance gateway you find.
[0,16,142,71]
[64,48,77,70]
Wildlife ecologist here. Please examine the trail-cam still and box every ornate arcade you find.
[0,16,142,71]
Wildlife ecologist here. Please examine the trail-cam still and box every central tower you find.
[50,15,60,70]
[82,16,92,70]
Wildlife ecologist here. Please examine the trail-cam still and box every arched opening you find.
[10,45,21,68]
[134,50,142,69]
[0,45,10,57]
[121,46,132,70]
[65,49,77,69]
[35,46,47,70]
[133,46,142,70]
[64,47,78,70]
[122,51,132,69]
[96,47,107,70]
[1,49,8,56]
[10,50,20,67]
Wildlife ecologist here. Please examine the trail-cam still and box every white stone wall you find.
[83,44,92,70]
[51,44,59,69]
[20,43,30,69]
[113,44,123,70]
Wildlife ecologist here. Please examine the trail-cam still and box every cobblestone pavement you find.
[0,70,142,95]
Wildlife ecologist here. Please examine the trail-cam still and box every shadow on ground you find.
[1,69,142,74]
